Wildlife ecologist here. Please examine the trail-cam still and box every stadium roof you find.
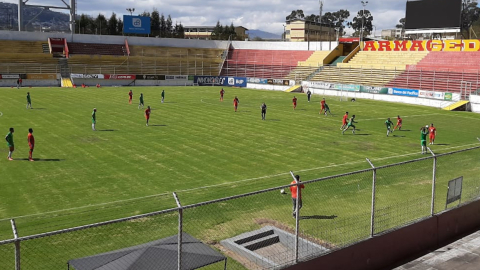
[68,233,226,270]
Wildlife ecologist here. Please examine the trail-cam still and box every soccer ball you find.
[426,125,429,128]
[280,189,285,194]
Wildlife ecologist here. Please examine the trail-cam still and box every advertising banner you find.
[335,84,360,92]
[360,86,389,94]
[71,74,105,79]
[123,15,151,34]
[135,75,166,80]
[444,92,453,101]
[104,74,136,80]
[247,77,268,84]
[267,79,290,86]
[418,90,445,100]
[306,81,336,89]
[26,74,57,80]
[390,88,419,97]
[1,74,26,79]
[194,76,247,87]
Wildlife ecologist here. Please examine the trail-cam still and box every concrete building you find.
[381,29,403,39]
[285,19,336,42]
[183,26,248,40]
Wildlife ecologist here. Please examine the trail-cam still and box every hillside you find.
[0,2,70,31]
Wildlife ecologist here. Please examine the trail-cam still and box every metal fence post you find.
[10,219,20,270]
[173,192,183,270]
[366,158,376,237]
[289,171,300,263]
[428,147,437,216]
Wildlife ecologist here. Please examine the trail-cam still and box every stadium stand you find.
[337,51,429,70]
[284,50,331,81]
[311,66,402,87]
[0,40,59,74]
[385,52,480,94]
[67,42,126,56]
[68,55,128,74]
[127,46,224,75]
[221,49,314,78]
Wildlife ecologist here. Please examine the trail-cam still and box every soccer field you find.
[1,86,479,240]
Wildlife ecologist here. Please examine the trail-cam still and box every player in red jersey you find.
[429,123,437,145]
[292,96,297,110]
[128,90,133,104]
[320,98,326,114]
[394,115,403,131]
[145,106,151,126]
[27,128,34,161]
[220,88,225,101]
[233,96,239,112]
[341,112,349,130]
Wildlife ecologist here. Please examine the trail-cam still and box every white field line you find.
[0,111,3,117]
[2,142,478,222]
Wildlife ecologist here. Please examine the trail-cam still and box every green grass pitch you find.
[0,86,479,268]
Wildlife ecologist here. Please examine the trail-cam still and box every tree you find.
[166,15,173,38]
[396,17,406,30]
[107,12,118,35]
[229,23,237,40]
[348,9,373,37]
[117,18,123,35]
[159,14,166,37]
[330,9,350,36]
[151,9,160,37]
[286,9,305,21]
[95,14,108,35]
[77,14,94,34]
[462,0,480,38]
[211,21,223,40]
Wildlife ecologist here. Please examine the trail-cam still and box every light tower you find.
[360,1,368,49]
[17,0,76,34]
[319,0,323,49]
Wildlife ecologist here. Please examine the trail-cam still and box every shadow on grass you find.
[398,129,411,132]
[16,158,64,162]
[266,119,281,121]
[30,108,46,110]
[393,135,406,138]
[150,125,167,127]
[98,129,116,132]
[300,215,338,220]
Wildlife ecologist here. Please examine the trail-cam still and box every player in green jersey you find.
[324,103,332,116]
[385,118,394,137]
[92,108,97,131]
[26,92,32,109]
[420,126,429,154]
[342,115,357,134]
[5,127,14,160]
[161,90,165,103]
[138,93,144,109]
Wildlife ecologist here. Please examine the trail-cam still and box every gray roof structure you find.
[68,233,226,270]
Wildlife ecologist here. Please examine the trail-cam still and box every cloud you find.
[5,0,408,34]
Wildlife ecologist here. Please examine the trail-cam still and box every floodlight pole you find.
[360,1,368,50]
[366,158,376,237]
[173,192,183,270]
[289,171,300,263]
[427,147,437,216]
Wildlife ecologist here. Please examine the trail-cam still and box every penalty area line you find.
[2,142,478,222]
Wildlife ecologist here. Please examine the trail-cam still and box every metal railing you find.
[0,145,479,269]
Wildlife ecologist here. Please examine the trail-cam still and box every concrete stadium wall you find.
[286,199,480,270]
[309,88,457,109]
[246,83,291,91]
[232,41,338,51]
[72,79,193,87]
[0,30,229,49]
[0,31,338,51]
[0,79,60,87]
[470,95,480,113]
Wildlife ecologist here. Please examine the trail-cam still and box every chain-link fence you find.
[0,146,479,269]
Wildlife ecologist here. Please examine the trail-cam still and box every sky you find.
[5,0,408,34]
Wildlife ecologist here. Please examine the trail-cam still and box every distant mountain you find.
[246,29,281,40]
[0,2,70,31]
